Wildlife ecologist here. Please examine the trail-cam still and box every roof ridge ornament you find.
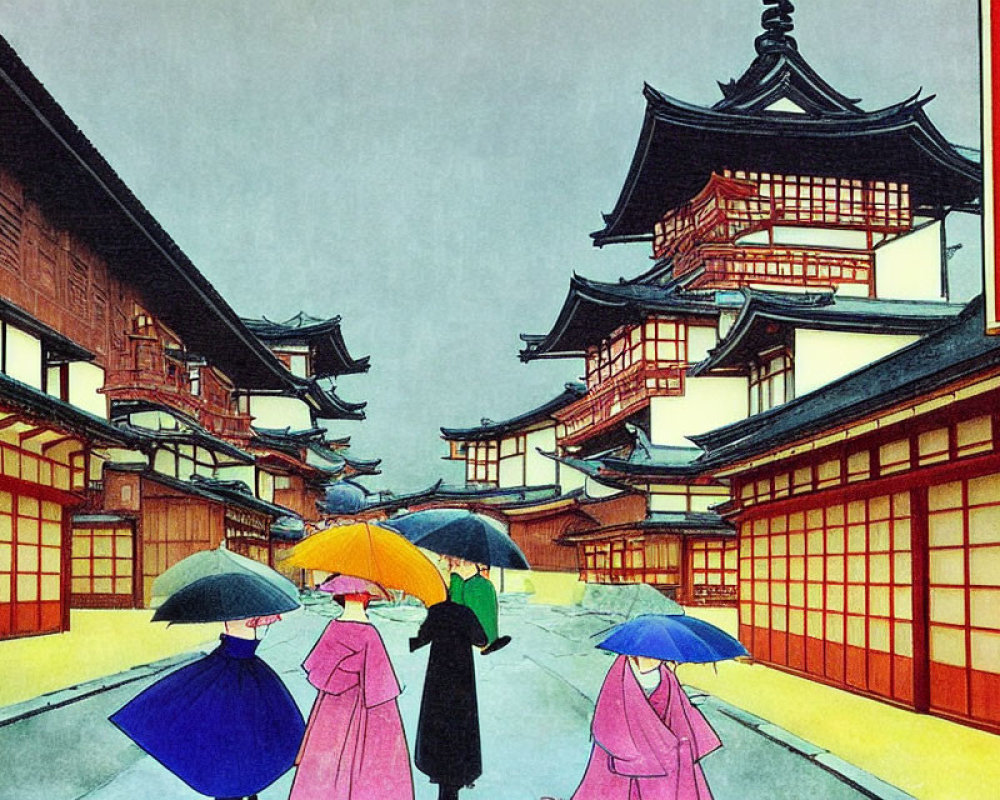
[755,0,797,55]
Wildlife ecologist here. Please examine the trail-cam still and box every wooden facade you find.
[719,367,1000,732]
[0,37,382,637]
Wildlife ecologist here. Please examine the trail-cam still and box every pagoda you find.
[443,1,979,605]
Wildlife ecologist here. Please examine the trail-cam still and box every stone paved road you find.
[0,597,873,800]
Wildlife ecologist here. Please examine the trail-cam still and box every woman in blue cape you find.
[110,614,305,800]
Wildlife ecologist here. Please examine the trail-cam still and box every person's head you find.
[246,614,282,628]
[629,654,663,674]
[333,592,374,609]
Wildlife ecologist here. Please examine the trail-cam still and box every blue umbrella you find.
[597,614,748,664]
[385,509,529,569]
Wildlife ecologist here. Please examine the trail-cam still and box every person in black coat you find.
[410,600,488,800]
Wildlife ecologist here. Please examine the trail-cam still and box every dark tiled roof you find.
[299,379,366,421]
[0,372,136,447]
[559,509,733,540]
[243,313,371,377]
[123,425,255,466]
[592,38,980,246]
[107,464,294,519]
[0,298,93,362]
[696,297,998,465]
[441,383,587,440]
[690,289,964,376]
[520,275,719,361]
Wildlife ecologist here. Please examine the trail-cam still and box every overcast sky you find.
[0,1,983,492]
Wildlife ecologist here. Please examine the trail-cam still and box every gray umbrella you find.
[151,545,299,607]
[153,571,301,624]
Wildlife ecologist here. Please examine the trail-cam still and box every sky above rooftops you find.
[0,0,983,491]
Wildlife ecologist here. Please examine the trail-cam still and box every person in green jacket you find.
[446,558,510,655]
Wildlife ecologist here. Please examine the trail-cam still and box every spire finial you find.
[755,0,797,55]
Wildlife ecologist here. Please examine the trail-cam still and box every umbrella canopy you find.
[317,574,389,600]
[385,509,530,569]
[151,546,299,608]
[153,572,301,624]
[284,522,447,606]
[597,614,749,664]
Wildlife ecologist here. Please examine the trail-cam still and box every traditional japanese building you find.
[698,297,999,733]
[439,2,979,605]
[0,34,372,633]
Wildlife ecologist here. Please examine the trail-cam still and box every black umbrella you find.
[386,509,530,569]
[153,571,301,624]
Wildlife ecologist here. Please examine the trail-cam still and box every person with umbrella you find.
[109,570,305,800]
[569,614,743,800]
[445,556,511,655]
[409,587,488,800]
[288,574,414,800]
[386,509,527,654]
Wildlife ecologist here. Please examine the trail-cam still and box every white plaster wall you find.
[558,462,587,493]
[737,226,869,249]
[257,468,275,502]
[687,326,717,363]
[68,361,107,418]
[649,492,687,512]
[249,394,313,430]
[153,449,176,476]
[874,221,944,300]
[6,326,41,388]
[498,455,524,488]
[216,464,255,487]
[649,377,748,446]
[585,476,623,499]
[794,329,920,398]
[105,447,147,466]
[526,427,557,486]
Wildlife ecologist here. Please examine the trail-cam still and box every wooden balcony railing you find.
[554,360,684,446]
[103,340,252,440]
[676,244,874,291]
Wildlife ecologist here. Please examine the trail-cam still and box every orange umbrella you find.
[284,522,447,606]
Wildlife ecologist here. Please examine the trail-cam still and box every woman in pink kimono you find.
[289,575,413,800]
[571,655,721,800]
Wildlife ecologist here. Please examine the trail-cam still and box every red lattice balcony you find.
[678,244,874,290]
[555,360,684,447]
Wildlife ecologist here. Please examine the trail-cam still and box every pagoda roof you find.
[599,426,706,478]
[689,290,964,376]
[441,383,587,440]
[243,312,371,377]
[695,296,999,465]
[299,379,366,421]
[251,425,328,451]
[541,425,708,481]
[592,14,980,246]
[0,36,311,393]
[520,275,719,361]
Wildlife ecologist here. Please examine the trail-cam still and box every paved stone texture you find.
[0,597,887,800]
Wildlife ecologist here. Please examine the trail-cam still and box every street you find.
[0,597,876,800]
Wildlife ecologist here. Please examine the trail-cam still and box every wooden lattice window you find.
[927,474,1000,725]
[71,525,133,597]
[749,348,793,414]
[0,493,63,638]
[466,440,499,484]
